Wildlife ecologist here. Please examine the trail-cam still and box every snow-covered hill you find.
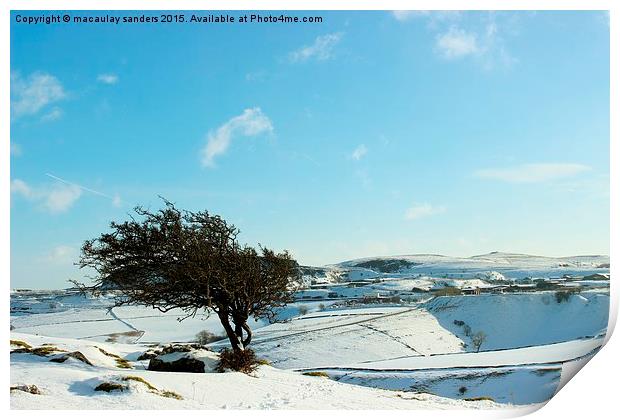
[325,252,610,282]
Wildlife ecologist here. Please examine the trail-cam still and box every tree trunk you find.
[218,311,244,351]
[234,322,243,343]
[241,322,252,347]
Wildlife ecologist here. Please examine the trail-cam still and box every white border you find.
[3,1,616,420]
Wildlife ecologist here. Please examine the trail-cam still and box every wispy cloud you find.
[40,106,63,122]
[201,107,273,168]
[392,10,460,26]
[11,174,121,213]
[474,163,591,183]
[392,10,430,21]
[393,12,516,68]
[10,143,22,156]
[404,203,446,220]
[11,178,82,213]
[39,245,78,265]
[351,144,368,161]
[45,173,121,207]
[436,27,479,59]
[289,32,343,62]
[434,19,516,68]
[245,71,266,82]
[11,72,66,118]
[97,73,119,85]
[10,179,33,198]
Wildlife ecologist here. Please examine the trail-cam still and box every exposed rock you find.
[49,351,93,366]
[94,382,128,393]
[138,343,209,361]
[137,350,158,361]
[148,354,206,373]
[10,384,41,394]
[159,343,209,354]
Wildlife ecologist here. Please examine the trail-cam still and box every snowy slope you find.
[10,332,509,410]
[251,307,464,369]
[425,292,609,351]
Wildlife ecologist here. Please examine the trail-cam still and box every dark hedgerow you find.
[555,288,581,303]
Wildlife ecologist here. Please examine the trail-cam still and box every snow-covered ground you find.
[10,252,610,409]
[10,333,509,410]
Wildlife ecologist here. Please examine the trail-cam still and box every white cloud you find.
[11,143,22,156]
[392,11,430,21]
[11,178,82,213]
[392,10,463,30]
[351,144,368,161]
[201,107,273,167]
[45,173,121,207]
[45,184,82,213]
[290,32,343,62]
[404,203,446,220]
[112,194,122,207]
[474,163,591,183]
[40,245,78,265]
[11,179,34,198]
[97,73,119,85]
[11,174,120,213]
[392,10,460,25]
[245,71,266,82]
[396,12,516,68]
[40,106,63,122]
[436,27,479,59]
[11,72,66,118]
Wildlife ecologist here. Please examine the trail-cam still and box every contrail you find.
[45,173,115,200]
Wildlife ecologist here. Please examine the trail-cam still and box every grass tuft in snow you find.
[97,347,121,359]
[117,376,184,400]
[96,346,132,369]
[160,390,183,400]
[11,345,66,357]
[116,359,132,369]
[10,340,32,349]
[121,376,157,391]
[463,396,495,402]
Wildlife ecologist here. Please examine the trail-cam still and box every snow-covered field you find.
[10,252,610,410]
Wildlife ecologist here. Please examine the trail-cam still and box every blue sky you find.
[10,11,609,289]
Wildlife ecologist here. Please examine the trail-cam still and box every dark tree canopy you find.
[74,199,300,351]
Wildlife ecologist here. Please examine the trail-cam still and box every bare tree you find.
[73,199,299,352]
